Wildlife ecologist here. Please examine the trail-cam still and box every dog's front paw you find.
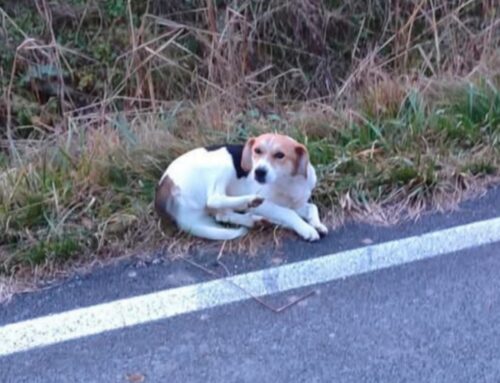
[247,196,264,209]
[297,224,320,242]
[314,223,328,237]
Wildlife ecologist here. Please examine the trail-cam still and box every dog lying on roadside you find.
[155,133,328,241]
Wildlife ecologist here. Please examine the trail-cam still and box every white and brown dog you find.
[155,133,328,241]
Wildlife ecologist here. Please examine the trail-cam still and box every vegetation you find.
[0,0,499,291]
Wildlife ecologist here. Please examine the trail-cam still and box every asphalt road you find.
[2,243,500,383]
[1,187,500,382]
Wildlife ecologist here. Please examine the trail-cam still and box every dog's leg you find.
[296,203,328,236]
[176,212,248,241]
[214,211,260,228]
[252,201,320,241]
[206,194,264,211]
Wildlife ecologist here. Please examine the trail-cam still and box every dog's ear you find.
[241,137,255,172]
[294,144,309,177]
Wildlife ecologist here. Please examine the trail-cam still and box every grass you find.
[2,79,499,277]
[0,0,499,298]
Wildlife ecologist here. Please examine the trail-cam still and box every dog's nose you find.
[254,167,267,183]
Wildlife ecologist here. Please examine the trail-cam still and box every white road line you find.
[1,217,500,357]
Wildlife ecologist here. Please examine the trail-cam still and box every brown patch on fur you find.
[293,144,309,177]
[155,175,178,224]
[241,137,255,172]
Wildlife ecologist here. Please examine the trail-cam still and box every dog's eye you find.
[254,148,262,155]
[274,152,285,159]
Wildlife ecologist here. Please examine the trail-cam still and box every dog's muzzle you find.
[254,167,267,184]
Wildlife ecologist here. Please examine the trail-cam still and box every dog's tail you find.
[177,215,248,241]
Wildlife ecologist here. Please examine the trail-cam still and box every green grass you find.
[1,78,499,280]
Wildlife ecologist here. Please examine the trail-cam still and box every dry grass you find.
[0,0,499,295]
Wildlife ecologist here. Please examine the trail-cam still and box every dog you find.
[155,133,328,241]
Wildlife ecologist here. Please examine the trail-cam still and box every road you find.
[1,187,500,382]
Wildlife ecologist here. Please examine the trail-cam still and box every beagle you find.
[155,133,328,241]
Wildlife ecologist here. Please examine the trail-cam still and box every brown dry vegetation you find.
[0,0,499,298]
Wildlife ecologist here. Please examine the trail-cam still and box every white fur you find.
[157,144,327,241]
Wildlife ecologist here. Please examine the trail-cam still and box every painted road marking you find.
[1,216,500,357]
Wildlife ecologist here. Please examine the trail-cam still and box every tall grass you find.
[1,0,499,125]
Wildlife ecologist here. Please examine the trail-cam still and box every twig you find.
[181,256,315,313]
[216,240,227,261]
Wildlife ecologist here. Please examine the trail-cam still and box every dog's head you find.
[241,133,309,184]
